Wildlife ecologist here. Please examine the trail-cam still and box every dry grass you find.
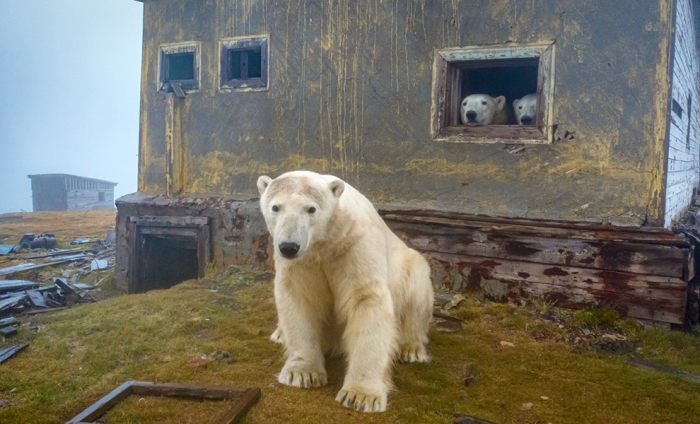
[1,266,700,424]
[0,210,116,246]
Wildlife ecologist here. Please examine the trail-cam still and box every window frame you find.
[431,42,556,144]
[157,41,201,93]
[219,35,269,92]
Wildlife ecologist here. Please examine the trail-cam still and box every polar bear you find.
[460,94,507,125]
[257,171,433,413]
[513,93,537,125]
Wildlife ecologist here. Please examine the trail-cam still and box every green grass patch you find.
[1,267,700,423]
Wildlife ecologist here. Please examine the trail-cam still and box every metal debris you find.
[0,344,28,364]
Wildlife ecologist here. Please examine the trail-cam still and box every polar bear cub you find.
[513,93,537,125]
[461,94,507,125]
[257,171,433,413]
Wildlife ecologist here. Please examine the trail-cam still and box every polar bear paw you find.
[398,343,431,363]
[269,327,283,344]
[336,388,387,412]
[278,366,328,388]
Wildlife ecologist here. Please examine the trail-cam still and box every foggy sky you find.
[0,0,143,214]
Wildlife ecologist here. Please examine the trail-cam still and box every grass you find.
[0,210,116,247]
[1,267,700,424]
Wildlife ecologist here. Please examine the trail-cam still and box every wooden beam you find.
[388,220,687,278]
[426,251,687,324]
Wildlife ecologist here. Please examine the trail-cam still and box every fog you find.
[0,0,143,214]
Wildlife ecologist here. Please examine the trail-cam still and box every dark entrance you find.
[127,216,210,294]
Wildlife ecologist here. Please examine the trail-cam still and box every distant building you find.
[28,174,117,212]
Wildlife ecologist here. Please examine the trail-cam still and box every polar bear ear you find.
[495,96,506,111]
[257,176,272,196]
[329,179,345,198]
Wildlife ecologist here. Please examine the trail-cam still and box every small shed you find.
[28,174,117,212]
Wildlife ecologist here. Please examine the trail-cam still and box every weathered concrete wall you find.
[138,0,673,226]
[665,0,700,227]
[114,192,271,290]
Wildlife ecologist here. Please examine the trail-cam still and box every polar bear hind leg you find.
[396,250,433,363]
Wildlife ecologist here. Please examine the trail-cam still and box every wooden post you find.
[165,93,184,197]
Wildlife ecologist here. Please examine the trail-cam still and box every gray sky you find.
[0,0,143,214]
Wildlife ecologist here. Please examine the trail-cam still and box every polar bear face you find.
[257,171,345,259]
[513,93,537,125]
[460,94,506,125]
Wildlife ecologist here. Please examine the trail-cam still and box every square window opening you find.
[458,59,539,126]
[167,53,195,81]
[432,43,556,144]
[158,42,200,93]
[229,49,263,80]
[98,192,105,202]
[220,36,268,91]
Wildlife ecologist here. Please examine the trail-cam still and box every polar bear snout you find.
[279,241,301,258]
[520,116,533,125]
[465,110,477,122]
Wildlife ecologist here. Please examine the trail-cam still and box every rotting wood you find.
[427,251,687,324]
[629,356,700,384]
[65,381,260,424]
[453,413,499,424]
[389,220,687,278]
[381,212,688,246]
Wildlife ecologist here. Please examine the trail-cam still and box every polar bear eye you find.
[462,101,467,106]
[272,205,279,212]
[308,207,316,214]
[481,101,487,106]
[519,106,523,110]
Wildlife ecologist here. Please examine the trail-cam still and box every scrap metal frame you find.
[65,381,261,424]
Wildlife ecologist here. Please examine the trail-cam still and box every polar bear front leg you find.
[335,283,397,413]
[275,280,328,388]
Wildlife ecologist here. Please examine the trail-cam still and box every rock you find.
[521,402,533,411]
[540,396,549,400]
[583,328,591,336]
[446,294,467,310]
[436,320,463,332]
[499,341,515,347]
[210,350,236,364]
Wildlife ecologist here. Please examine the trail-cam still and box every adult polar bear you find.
[257,171,433,412]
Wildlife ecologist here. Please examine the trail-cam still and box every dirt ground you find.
[1,212,700,424]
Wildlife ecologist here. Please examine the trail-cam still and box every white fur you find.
[257,171,433,413]
[513,93,537,125]
[460,94,506,125]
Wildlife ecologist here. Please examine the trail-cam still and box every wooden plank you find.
[388,220,687,278]
[131,215,208,227]
[426,252,687,324]
[216,388,262,424]
[165,94,175,197]
[65,381,135,424]
[131,382,250,400]
[382,213,688,246]
[431,52,448,139]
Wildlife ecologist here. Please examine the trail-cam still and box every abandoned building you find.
[116,0,700,326]
[28,174,117,212]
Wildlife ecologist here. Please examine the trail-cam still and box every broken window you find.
[158,42,200,93]
[431,43,556,144]
[98,192,105,202]
[220,36,268,91]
